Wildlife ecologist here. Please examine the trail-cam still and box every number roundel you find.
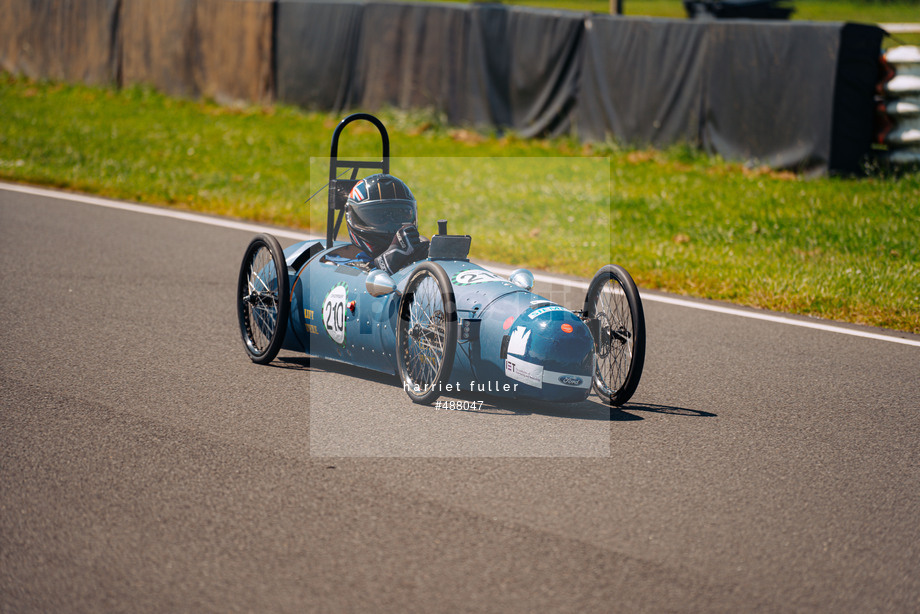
[322,282,348,345]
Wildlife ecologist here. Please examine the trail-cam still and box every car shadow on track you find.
[273,355,714,422]
[616,403,717,420]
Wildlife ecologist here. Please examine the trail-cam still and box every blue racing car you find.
[237,114,646,406]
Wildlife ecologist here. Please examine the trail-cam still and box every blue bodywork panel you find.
[281,240,594,402]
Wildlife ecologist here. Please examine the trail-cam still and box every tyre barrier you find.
[877,46,920,165]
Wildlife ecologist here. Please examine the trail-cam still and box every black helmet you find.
[345,174,417,257]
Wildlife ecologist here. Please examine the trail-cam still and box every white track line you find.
[491,263,920,348]
[3,181,918,348]
[0,182,316,241]
[880,23,920,34]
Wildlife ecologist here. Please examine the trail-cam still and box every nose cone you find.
[480,294,594,402]
[520,310,595,374]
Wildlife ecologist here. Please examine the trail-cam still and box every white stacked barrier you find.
[882,46,920,165]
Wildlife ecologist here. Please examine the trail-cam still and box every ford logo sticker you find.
[559,375,583,386]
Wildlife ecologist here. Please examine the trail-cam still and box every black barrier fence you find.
[577,17,882,172]
[0,0,884,174]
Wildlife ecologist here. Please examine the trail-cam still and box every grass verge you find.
[447,0,920,25]
[420,1,920,46]
[1,74,918,333]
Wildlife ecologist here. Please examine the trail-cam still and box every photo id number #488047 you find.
[434,400,484,411]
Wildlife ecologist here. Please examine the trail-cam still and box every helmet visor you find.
[350,199,417,231]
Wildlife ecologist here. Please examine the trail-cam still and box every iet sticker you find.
[452,270,504,285]
[505,356,543,389]
[322,282,348,345]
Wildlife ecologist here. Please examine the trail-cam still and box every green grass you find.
[1,74,918,333]
[447,0,920,46]
[450,0,920,23]
[432,1,920,46]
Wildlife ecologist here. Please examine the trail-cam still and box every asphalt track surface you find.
[2,183,919,612]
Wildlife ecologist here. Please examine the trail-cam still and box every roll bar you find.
[326,113,390,248]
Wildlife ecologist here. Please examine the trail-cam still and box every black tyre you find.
[237,234,290,364]
[396,261,458,404]
[583,265,646,406]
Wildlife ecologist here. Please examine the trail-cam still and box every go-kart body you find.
[281,239,595,403]
[237,112,645,406]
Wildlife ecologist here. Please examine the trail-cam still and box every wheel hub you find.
[596,314,612,357]
[245,291,276,307]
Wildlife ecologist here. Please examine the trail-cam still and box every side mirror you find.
[366,269,398,297]
[509,268,535,291]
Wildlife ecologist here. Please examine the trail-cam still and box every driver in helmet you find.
[345,174,429,274]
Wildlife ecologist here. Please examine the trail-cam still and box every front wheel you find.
[237,234,290,364]
[583,265,646,406]
[396,262,458,404]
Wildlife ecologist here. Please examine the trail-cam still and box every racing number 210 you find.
[325,301,344,334]
[323,283,348,345]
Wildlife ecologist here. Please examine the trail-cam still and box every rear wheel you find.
[584,265,646,406]
[396,262,458,404]
[237,234,290,364]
